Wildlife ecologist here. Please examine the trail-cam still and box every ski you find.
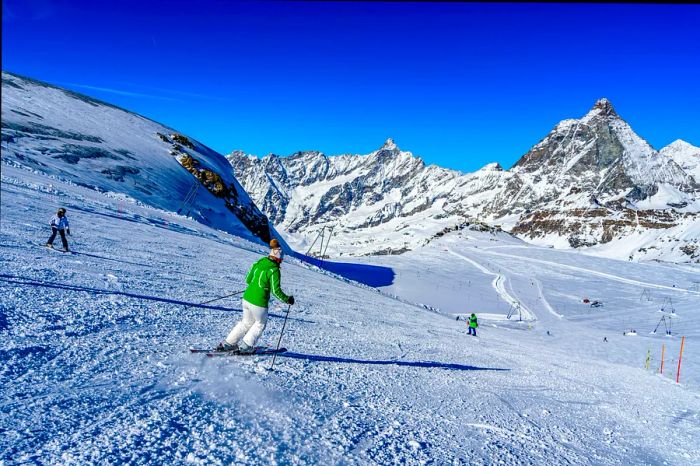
[189,346,286,355]
[189,346,257,354]
[43,244,73,254]
[205,347,287,357]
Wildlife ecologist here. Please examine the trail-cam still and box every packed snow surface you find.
[2,163,700,464]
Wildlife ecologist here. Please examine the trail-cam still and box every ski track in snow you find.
[2,164,700,465]
[467,247,700,295]
[534,278,563,319]
[447,249,536,321]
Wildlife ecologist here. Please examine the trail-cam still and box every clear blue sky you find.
[3,1,700,172]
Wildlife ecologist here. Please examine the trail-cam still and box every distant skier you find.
[45,207,70,252]
[468,313,478,336]
[216,239,295,353]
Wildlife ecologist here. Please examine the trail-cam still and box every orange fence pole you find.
[676,336,685,384]
[660,344,665,375]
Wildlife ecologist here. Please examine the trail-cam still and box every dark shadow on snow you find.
[69,250,204,280]
[0,273,313,323]
[294,253,395,287]
[61,204,199,236]
[72,251,153,268]
[277,351,510,372]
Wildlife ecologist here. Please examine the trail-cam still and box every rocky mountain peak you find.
[511,96,693,193]
[288,150,326,160]
[585,98,618,120]
[480,162,504,172]
[228,149,247,159]
[664,139,699,153]
[660,139,700,183]
[380,138,399,151]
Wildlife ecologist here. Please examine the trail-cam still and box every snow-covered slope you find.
[229,100,699,262]
[1,71,273,244]
[2,162,700,464]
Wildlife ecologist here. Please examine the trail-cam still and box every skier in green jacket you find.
[468,313,478,337]
[217,239,295,353]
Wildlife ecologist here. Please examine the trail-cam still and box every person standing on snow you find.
[468,313,479,336]
[46,207,70,252]
[216,239,295,353]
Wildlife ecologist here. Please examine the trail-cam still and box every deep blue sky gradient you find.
[3,1,699,171]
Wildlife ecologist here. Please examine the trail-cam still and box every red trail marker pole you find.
[676,336,685,384]
[660,344,665,375]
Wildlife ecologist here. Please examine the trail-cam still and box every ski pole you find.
[269,303,292,371]
[199,290,244,306]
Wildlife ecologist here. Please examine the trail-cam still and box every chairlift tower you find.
[659,297,675,314]
[507,302,522,321]
[177,182,199,216]
[639,288,652,302]
[306,225,335,259]
[652,298,678,336]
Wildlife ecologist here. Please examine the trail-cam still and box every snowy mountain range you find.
[228,99,700,263]
[1,71,275,246]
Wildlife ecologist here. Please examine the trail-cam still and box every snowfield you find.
[2,163,700,465]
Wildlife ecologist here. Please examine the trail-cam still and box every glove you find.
[66,229,71,235]
[288,296,295,305]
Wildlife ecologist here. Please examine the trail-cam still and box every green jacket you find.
[242,257,290,308]
[469,315,478,328]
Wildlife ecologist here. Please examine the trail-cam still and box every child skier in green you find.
[468,313,478,337]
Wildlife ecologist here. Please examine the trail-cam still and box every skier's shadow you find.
[0,273,315,324]
[277,352,510,372]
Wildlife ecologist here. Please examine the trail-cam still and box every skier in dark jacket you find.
[468,313,479,336]
[216,239,295,353]
[46,208,70,252]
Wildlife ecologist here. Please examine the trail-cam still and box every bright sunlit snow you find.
[2,163,700,464]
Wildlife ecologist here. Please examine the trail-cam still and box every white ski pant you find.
[225,299,268,347]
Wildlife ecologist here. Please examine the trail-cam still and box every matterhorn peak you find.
[587,98,618,118]
[578,98,620,125]
[380,138,399,151]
